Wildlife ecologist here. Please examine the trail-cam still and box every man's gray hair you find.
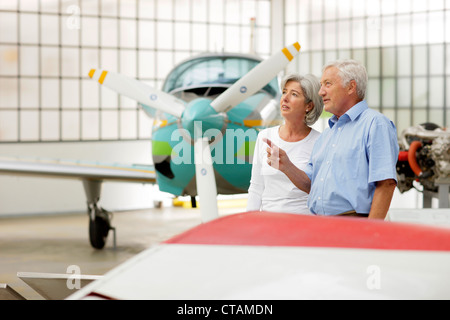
[280,73,324,126]
[323,59,368,100]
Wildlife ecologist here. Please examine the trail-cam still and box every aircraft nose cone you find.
[181,98,225,139]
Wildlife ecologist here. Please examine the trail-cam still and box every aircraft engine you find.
[396,123,450,194]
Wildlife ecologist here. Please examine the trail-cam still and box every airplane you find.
[0,42,302,250]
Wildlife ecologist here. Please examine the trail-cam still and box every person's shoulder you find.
[310,128,321,137]
[309,128,322,141]
[257,125,279,138]
[365,108,384,118]
[361,107,395,127]
[359,109,398,142]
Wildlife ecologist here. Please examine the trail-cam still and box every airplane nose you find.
[181,98,226,140]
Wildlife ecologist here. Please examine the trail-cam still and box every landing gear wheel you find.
[83,180,116,250]
[89,216,110,249]
[88,205,112,250]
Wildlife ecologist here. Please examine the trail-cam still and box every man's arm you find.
[368,179,397,219]
[264,138,311,194]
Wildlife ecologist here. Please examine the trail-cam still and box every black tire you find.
[89,215,110,249]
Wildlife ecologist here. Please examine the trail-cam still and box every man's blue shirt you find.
[304,101,399,215]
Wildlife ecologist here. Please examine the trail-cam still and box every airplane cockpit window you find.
[163,56,278,98]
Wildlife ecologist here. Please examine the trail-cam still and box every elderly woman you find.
[247,73,323,214]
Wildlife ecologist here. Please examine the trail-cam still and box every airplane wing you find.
[0,155,157,249]
[0,156,156,183]
[68,211,450,300]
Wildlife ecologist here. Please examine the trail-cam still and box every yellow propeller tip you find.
[293,42,301,51]
[98,71,108,84]
[88,69,96,78]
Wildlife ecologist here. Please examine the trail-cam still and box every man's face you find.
[319,66,351,118]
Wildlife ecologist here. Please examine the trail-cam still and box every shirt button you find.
[318,197,321,200]
[332,144,336,147]
[320,178,324,182]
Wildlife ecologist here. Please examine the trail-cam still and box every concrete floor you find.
[0,204,245,300]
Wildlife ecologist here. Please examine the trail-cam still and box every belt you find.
[337,210,368,218]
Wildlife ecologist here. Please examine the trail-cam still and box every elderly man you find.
[265,59,399,219]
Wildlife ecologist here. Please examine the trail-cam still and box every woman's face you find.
[280,80,309,121]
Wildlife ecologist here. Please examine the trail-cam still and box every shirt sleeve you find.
[304,161,313,182]
[367,116,400,184]
[247,190,262,211]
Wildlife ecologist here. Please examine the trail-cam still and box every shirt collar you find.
[328,100,368,128]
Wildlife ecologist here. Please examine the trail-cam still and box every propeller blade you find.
[210,42,301,113]
[194,137,219,223]
[88,69,185,118]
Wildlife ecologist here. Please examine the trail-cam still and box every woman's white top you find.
[247,126,321,215]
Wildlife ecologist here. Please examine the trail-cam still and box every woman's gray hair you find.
[323,59,368,100]
[280,73,324,126]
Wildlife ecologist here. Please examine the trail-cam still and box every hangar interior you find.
[0,0,448,216]
[0,0,449,301]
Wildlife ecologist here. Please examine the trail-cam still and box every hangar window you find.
[285,0,450,133]
[0,0,271,142]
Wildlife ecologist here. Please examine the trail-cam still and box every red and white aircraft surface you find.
[67,209,450,300]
